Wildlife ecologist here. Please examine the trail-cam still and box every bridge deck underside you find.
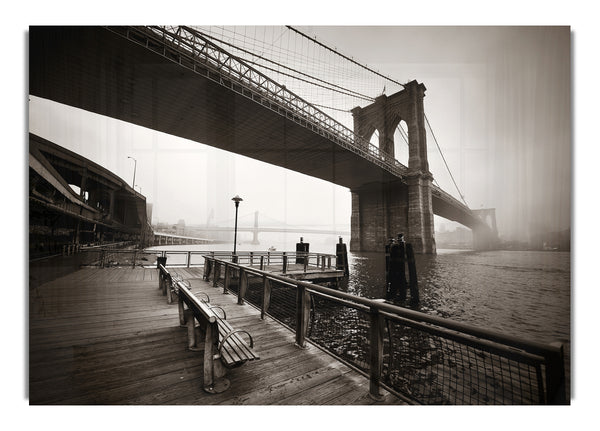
[29,26,482,231]
[30,26,397,191]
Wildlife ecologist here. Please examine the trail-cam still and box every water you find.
[149,239,571,347]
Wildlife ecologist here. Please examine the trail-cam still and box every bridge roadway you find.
[29,266,405,405]
[29,26,484,233]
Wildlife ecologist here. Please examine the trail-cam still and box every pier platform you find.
[29,266,405,405]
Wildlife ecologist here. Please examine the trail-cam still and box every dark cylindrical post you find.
[157,256,167,269]
[296,237,309,264]
[388,234,408,303]
[406,243,419,306]
[336,237,349,276]
[282,254,288,274]
[385,238,392,300]
[260,255,264,271]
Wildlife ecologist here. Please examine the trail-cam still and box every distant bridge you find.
[29,26,498,253]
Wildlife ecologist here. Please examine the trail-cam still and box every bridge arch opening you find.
[393,120,410,166]
[369,129,380,150]
[434,215,474,250]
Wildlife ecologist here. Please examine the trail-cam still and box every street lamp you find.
[231,195,243,258]
[127,156,137,189]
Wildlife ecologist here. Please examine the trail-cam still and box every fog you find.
[28,26,571,242]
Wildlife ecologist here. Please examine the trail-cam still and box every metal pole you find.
[231,195,243,260]
[128,156,137,189]
[233,202,239,255]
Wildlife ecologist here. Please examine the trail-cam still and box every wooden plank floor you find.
[29,266,406,405]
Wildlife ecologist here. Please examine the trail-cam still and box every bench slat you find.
[217,320,257,358]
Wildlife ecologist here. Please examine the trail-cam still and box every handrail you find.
[203,254,566,404]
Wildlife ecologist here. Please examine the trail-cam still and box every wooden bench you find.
[175,279,260,393]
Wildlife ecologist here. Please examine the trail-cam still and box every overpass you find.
[29,133,152,258]
[29,26,498,253]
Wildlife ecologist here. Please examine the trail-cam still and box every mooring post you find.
[406,243,419,306]
[336,237,349,276]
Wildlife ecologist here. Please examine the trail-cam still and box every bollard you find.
[296,237,309,264]
[336,237,349,276]
[405,243,419,306]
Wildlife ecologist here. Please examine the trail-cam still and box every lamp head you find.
[231,195,243,205]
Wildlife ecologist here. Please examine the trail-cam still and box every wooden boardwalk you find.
[29,266,406,405]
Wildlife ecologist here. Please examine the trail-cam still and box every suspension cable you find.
[286,26,406,89]
[191,26,376,102]
[424,113,469,206]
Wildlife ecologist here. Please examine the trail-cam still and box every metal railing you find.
[79,248,159,268]
[202,255,566,405]
[202,250,339,275]
[106,25,410,181]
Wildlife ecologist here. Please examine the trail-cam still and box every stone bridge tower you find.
[350,80,435,254]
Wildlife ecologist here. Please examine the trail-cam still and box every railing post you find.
[261,275,271,320]
[327,256,331,269]
[187,251,191,268]
[545,342,567,404]
[100,249,106,268]
[282,254,288,274]
[132,250,137,268]
[250,252,254,266]
[260,255,264,271]
[295,284,311,348]
[369,306,385,401]
[223,263,230,294]
[238,269,247,305]
[213,262,221,288]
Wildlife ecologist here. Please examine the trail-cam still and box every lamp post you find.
[231,195,243,260]
[127,156,137,189]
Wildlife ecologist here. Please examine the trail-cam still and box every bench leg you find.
[203,323,230,394]
[184,309,204,352]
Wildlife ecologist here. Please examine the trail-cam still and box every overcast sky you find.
[28,26,571,242]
